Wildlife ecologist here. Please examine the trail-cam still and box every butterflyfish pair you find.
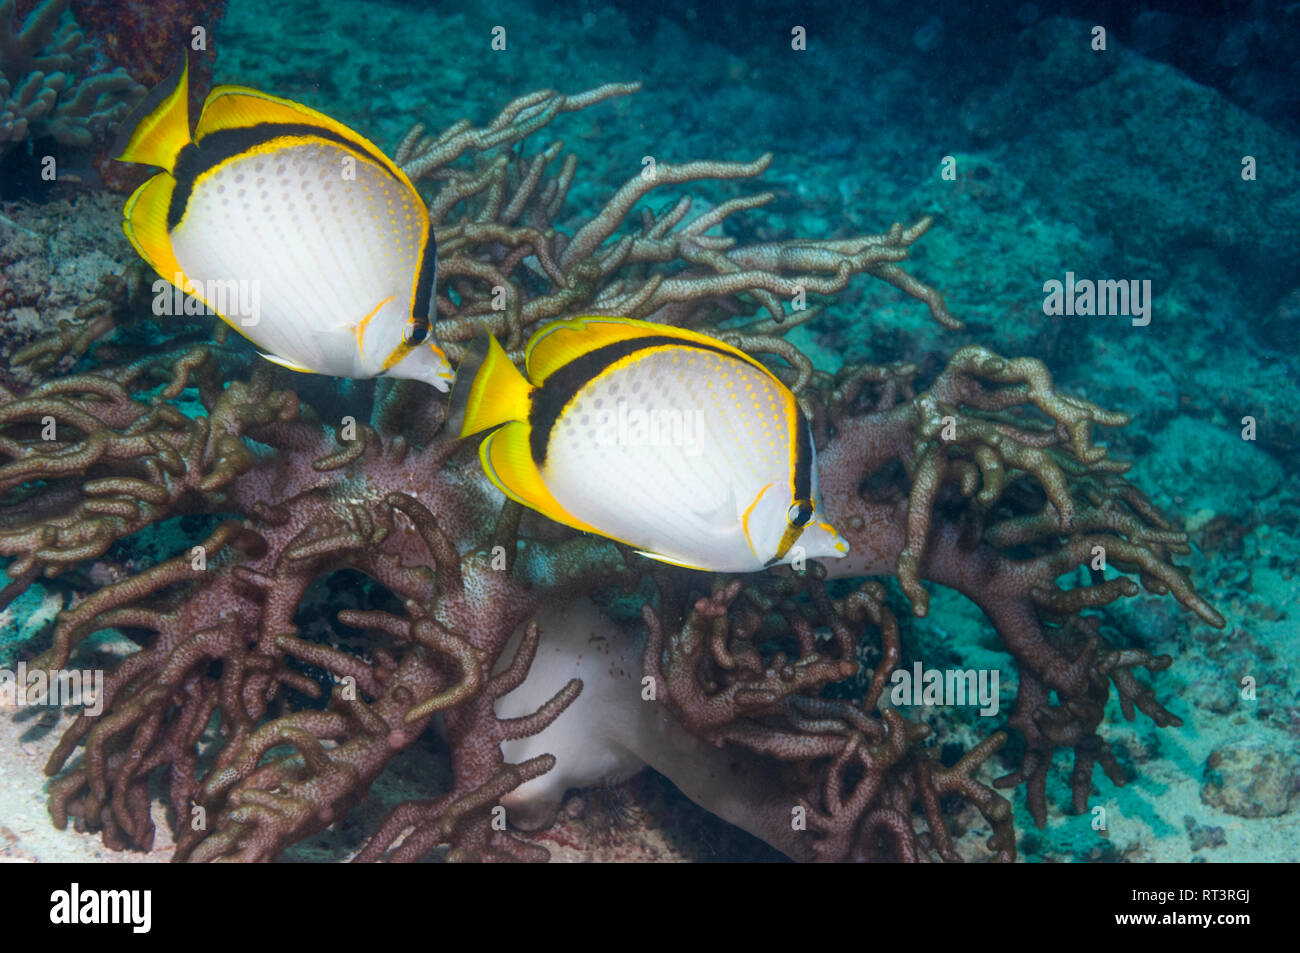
[456,317,849,573]
[115,60,452,389]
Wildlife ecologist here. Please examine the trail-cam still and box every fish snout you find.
[802,522,850,561]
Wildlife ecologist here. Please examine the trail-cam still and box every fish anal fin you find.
[123,174,200,299]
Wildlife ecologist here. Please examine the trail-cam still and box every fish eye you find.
[787,501,813,527]
[405,322,429,345]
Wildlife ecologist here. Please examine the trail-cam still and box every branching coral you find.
[0,81,1220,862]
[810,344,1226,827]
[0,0,142,161]
[390,81,961,360]
[638,573,1016,861]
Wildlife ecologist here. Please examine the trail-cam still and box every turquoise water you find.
[0,0,1296,862]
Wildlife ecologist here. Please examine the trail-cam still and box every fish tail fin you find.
[113,56,191,172]
[448,327,533,438]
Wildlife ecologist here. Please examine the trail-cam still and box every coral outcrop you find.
[0,82,1221,861]
[0,0,142,163]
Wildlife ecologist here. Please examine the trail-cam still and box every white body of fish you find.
[170,140,449,388]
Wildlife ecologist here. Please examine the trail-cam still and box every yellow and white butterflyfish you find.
[113,59,452,390]
[454,316,850,573]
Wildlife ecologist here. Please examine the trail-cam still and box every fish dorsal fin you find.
[113,57,191,172]
[479,421,606,538]
[524,315,767,384]
[194,86,413,187]
[122,173,203,300]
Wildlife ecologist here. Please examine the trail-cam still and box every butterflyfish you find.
[114,59,451,390]
[455,316,850,572]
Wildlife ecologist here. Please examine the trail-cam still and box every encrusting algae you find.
[0,78,1221,862]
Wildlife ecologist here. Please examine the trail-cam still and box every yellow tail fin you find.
[113,57,191,172]
[452,329,534,437]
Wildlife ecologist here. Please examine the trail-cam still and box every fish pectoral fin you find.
[683,489,736,524]
[740,482,775,561]
[259,352,316,373]
[633,549,712,572]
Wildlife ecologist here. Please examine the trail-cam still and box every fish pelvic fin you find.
[633,549,713,572]
[452,328,534,438]
[113,56,191,172]
[259,351,316,373]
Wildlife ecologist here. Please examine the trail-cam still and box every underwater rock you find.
[1183,814,1226,852]
[1013,25,1300,310]
[0,568,61,665]
[959,18,1120,143]
[0,189,128,358]
[900,150,1093,363]
[1260,288,1300,352]
[1137,415,1283,519]
[1200,736,1300,818]
[1187,669,1239,715]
